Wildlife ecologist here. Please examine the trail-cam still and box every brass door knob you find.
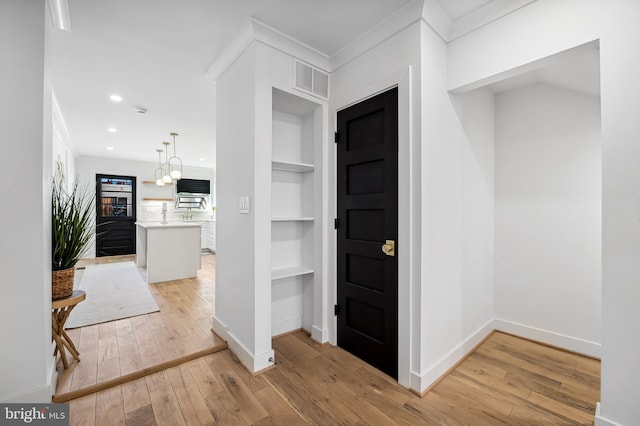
[381,240,395,257]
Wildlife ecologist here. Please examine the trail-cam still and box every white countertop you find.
[136,221,202,229]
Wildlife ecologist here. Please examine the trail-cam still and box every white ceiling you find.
[435,0,494,20]
[53,0,594,173]
[52,0,411,170]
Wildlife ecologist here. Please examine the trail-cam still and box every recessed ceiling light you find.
[110,94,122,102]
[200,158,205,161]
[107,146,115,151]
[107,127,117,133]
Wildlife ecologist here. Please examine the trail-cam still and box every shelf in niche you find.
[272,266,314,280]
[272,217,314,222]
[272,160,314,173]
[143,197,173,201]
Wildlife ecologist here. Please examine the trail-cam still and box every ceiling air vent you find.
[293,59,329,100]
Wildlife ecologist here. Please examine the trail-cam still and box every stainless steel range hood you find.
[175,194,208,210]
[174,178,210,210]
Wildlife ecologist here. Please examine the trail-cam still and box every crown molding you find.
[47,0,71,31]
[204,22,254,80]
[448,0,537,41]
[330,0,425,72]
[203,0,539,80]
[204,18,330,80]
[250,19,330,72]
[420,0,452,42]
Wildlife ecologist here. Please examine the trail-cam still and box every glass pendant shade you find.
[155,149,165,186]
[161,142,173,183]
[168,133,183,180]
[154,133,184,184]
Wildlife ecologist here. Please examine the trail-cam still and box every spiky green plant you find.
[52,178,95,271]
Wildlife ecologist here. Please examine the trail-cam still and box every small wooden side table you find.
[52,290,86,369]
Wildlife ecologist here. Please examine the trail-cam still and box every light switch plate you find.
[239,196,250,214]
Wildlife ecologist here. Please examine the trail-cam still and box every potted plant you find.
[51,176,94,300]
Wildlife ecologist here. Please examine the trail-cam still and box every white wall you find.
[214,43,262,369]
[494,83,601,356]
[330,21,422,389]
[215,39,328,372]
[75,155,214,257]
[418,22,495,390]
[599,2,640,424]
[447,0,600,93]
[330,19,495,392]
[52,92,75,192]
[0,0,54,402]
[448,1,640,423]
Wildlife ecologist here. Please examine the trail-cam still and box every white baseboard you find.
[48,352,58,398]
[311,325,328,343]
[271,316,302,338]
[595,402,624,426]
[410,319,495,393]
[212,315,275,373]
[494,318,601,359]
[211,315,230,342]
[2,384,53,403]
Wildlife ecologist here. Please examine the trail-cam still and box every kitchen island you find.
[136,222,201,284]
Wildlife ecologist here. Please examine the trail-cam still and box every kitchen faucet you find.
[183,207,193,221]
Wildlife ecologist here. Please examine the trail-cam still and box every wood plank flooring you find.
[68,330,601,425]
[56,254,224,397]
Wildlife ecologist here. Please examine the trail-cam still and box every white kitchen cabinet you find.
[194,221,216,252]
[210,221,216,252]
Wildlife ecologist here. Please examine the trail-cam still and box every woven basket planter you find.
[52,267,74,300]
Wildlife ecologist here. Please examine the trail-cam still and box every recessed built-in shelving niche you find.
[270,87,322,337]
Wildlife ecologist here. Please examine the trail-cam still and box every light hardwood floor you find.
[68,330,600,425]
[56,254,224,398]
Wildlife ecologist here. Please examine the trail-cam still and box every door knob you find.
[381,240,395,257]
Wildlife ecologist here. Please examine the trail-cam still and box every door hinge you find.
[334,218,339,229]
[334,132,339,143]
[334,304,341,316]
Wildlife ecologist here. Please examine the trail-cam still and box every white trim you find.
[410,319,495,393]
[311,325,327,343]
[330,0,539,73]
[47,0,71,31]
[494,318,601,359]
[2,345,59,402]
[211,315,230,341]
[271,316,301,338]
[205,18,329,81]
[329,66,414,388]
[251,19,330,72]
[48,341,58,397]
[595,402,624,426]
[330,1,423,72]
[204,22,254,80]
[449,0,537,41]
[421,0,453,42]
[213,315,275,373]
[2,384,53,403]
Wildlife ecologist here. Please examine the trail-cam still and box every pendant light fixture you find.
[161,142,173,184]
[168,132,183,180]
[155,149,165,186]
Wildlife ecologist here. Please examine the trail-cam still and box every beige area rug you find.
[66,261,160,329]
